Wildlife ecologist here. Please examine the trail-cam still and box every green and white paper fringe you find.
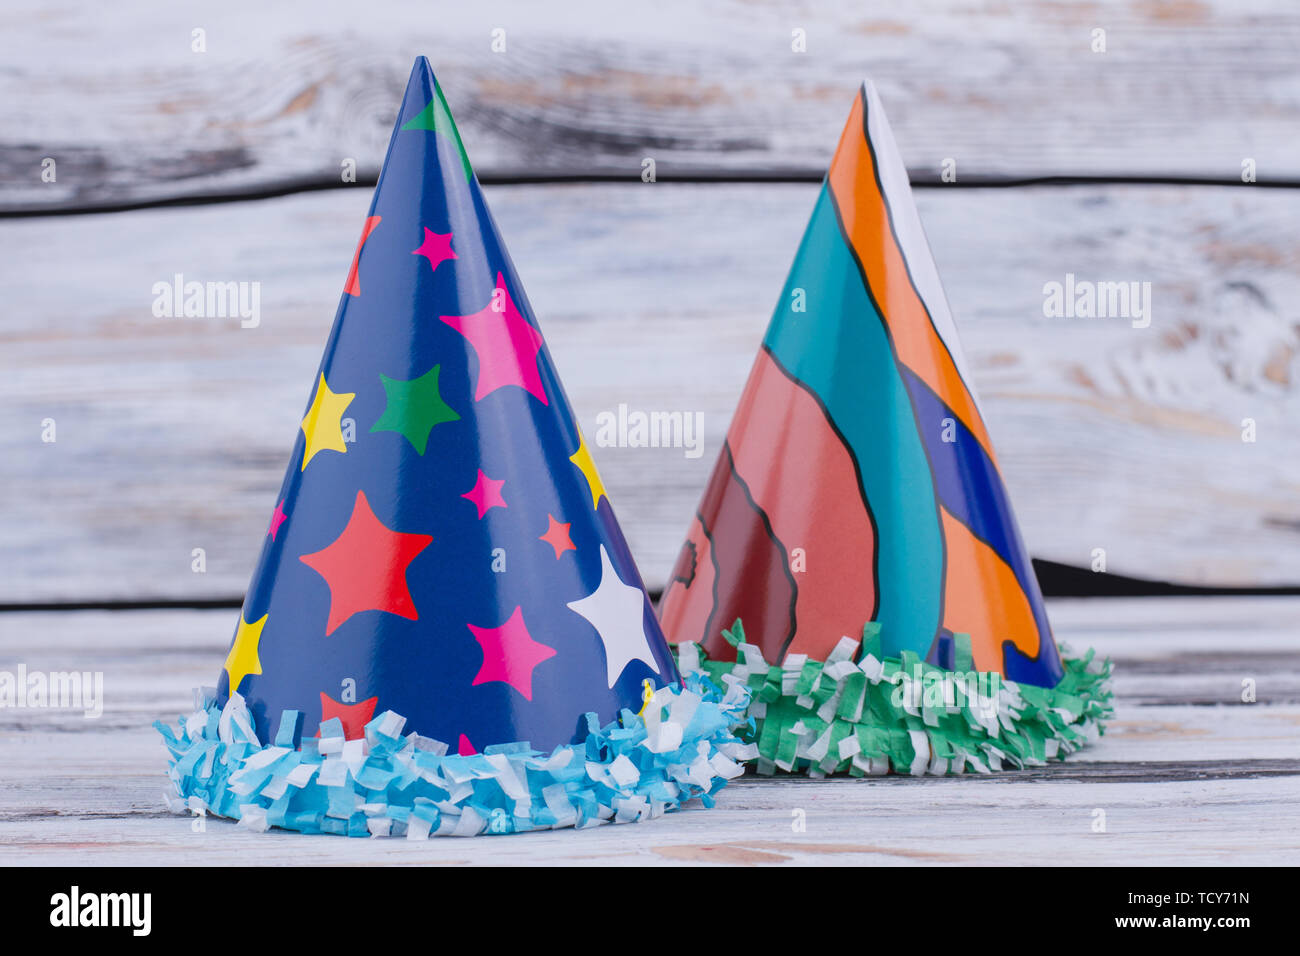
[676,620,1112,777]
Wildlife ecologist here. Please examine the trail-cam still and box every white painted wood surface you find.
[0,597,1295,865]
[4,0,1299,212]
[2,183,1297,600]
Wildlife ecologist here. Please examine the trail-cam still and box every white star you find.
[567,545,662,687]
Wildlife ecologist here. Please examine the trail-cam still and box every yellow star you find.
[300,373,355,470]
[569,430,607,510]
[224,611,267,696]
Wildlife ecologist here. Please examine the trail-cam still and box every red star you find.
[461,469,507,519]
[299,490,433,636]
[440,272,548,405]
[412,227,457,273]
[267,499,288,541]
[318,692,378,741]
[344,215,382,296]
[539,514,575,558]
[467,606,556,701]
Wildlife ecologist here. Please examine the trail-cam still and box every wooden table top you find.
[1,597,1295,865]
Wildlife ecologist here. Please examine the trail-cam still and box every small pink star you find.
[440,272,548,405]
[467,606,557,701]
[412,227,457,273]
[268,499,289,541]
[457,734,477,756]
[461,469,507,519]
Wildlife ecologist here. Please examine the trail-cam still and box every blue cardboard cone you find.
[157,58,751,838]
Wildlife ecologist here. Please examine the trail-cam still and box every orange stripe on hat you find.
[938,507,1041,672]
[826,92,997,465]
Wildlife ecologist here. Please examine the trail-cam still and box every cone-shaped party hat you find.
[158,59,751,837]
[662,82,1110,776]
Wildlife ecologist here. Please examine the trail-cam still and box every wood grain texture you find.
[0,598,1296,865]
[2,183,1297,601]
[3,0,1300,212]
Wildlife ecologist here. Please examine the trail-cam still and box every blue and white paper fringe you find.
[156,675,756,837]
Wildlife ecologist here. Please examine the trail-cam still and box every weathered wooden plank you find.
[3,0,1299,212]
[7,698,1293,765]
[6,599,1300,727]
[2,184,1297,599]
[1054,597,1300,705]
[0,599,1295,864]
[1,598,1296,732]
[1,757,1296,866]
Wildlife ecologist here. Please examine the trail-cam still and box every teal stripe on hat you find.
[763,184,943,659]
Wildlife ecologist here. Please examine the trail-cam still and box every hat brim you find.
[156,675,755,837]
[675,620,1112,777]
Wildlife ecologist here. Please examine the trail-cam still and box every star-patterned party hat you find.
[662,81,1111,777]
[157,58,752,838]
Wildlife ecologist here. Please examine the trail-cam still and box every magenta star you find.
[440,272,548,405]
[412,227,457,273]
[268,499,289,541]
[467,606,556,701]
[461,468,507,519]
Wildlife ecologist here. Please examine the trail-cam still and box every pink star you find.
[461,469,507,519]
[440,272,548,405]
[412,227,457,273]
[267,499,289,541]
[457,734,477,756]
[467,606,556,701]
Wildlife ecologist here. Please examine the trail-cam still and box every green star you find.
[401,82,474,182]
[370,365,460,455]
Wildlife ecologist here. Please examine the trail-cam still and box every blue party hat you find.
[157,58,752,838]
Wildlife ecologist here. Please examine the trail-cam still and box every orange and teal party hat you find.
[661,81,1111,776]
